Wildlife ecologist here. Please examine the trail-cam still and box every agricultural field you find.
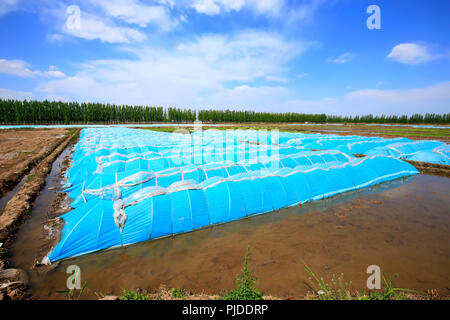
[0,123,449,301]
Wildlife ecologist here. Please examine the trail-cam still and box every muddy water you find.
[9,173,450,299]
[8,147,72,268]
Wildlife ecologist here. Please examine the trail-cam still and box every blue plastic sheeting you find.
[279,132,449,165]
[65,150,354,208]
[46,127,420,262]
[66,130,305,185]
[334,138,412,154]
[364,140,449,164]
[282,134,413,151]
[407,149,450,165]
[48,156,418,262]
[68,128,448,166]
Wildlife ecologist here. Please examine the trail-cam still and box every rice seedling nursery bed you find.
[1,125,449,300]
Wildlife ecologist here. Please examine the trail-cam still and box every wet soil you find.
[406,161,450,178]
[8,173,450,300]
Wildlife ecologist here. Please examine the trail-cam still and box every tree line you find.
[0,98,448,124]
[0,99,194,124]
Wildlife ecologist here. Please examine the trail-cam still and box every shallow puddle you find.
[9,173,450,299]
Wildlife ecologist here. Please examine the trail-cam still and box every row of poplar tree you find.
[0,98,449,124]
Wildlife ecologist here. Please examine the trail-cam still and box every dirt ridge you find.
[405,160,450,177]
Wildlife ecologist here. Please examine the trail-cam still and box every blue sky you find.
[0,0,449,115]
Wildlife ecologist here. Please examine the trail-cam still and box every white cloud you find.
[343,82,450,114]
[0,59,66,78]
[0,87,33,100]
[265,75,288,83]
[209,84,289,110]
[35,27,450,115]
[36,30,306,107]
[46,33,64,42]
[285,0,326,24]
[221,0,247,12]
[45,66,66,78]
[179,14,188,23]
[387,43,435,65]
[159,0,176,7]
[44,70,65,77]
[192,0,221,15]
[0,59,38,77]
[0,0,20,16]
[282,82,450,115]
[328,52,354,64]
[189,0,324,20]
[62,11,147,43]
[34,26,450,116]
[248,0,284,16]
[37,3,148,44]
[95,0,179,30]
[190,0,284,16]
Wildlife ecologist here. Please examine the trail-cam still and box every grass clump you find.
[56,281,87,300]
[171,288,188,299]
[25,174,35,182]
[121,289,152,300]
[223,246,263,300]
[365,275,417,300]
[304,264,354,300]
[304,263,420,300]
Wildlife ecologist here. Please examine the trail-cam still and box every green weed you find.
[56,280,87,300]
[223,246,263,300]
[303,263,421,300]
[121,289,152,300]
[171,288,188,299]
